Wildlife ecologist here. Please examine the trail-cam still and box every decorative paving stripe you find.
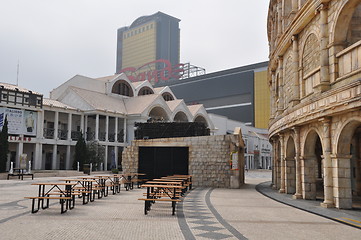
[179,188,248,240]
[205,188,248,240]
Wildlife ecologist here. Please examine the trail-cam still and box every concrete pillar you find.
[95,114,99,141]
[279,134,286,193]
[291,35,300,106]
[115,117,118,142]
[320,118,334,208]
[52,144,57,170]
[34,143,41,170]
[331,154,352,209]
[84,115,88,139]
[123,118,127,143]
[105,115,109,142]
[301,156,317,200]
[54,111,59,139]
[317,3,330,92]
[293,127,303,199]
[104,145,108,171]
[80,114,84,135]
[66,145,71,170]
[67,113,72,140]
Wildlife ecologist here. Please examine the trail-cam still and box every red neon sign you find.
[119,59,184,83]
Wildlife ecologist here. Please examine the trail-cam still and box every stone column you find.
[277,2,282,37]
[95,114,99,141]
[285,156,296,194]
[279,134,286,193]
[316,3,330,92]
[292,0,298,12]
[271,71,276,119]
[277,56,284,114]
[291,35,300,106]
[331,154,352,209]
[320,118,334,207]
[293,127,302,199]
[301,155,317,200]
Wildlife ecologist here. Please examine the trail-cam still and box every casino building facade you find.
[116,12,180,80]
[268,0,361,209]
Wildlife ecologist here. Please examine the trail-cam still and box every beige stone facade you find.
[122,133,245,188]
[268,0,361,209]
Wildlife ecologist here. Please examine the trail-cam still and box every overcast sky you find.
[0,0,270,97]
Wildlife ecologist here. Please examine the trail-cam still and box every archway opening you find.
[174,112,188,122]
[303,130,323,200]
[338,121,361,209]
[148,107,169,122]
[286,137,296,194]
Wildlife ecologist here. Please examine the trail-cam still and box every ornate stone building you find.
[268,0,361,209]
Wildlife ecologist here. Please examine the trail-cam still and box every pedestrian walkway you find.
[0,171,360,240]
[256,180,361,230]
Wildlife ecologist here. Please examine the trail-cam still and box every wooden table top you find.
[32,182,76,186]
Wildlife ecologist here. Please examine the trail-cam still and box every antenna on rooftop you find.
[16,59,20,86]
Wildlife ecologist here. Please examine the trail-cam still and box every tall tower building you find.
[116,12,180,84]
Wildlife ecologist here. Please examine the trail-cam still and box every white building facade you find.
[0,73,214,171]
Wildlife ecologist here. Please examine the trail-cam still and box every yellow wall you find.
[254,70,270,129]
[122,21,157,69]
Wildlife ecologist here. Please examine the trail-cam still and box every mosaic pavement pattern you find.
[178,188,247,240]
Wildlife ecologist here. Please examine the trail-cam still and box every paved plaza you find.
[0,170,360,240]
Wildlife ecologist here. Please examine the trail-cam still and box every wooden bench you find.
[24,196,72,213]
[138,198,182,215]
[7,172,34,180]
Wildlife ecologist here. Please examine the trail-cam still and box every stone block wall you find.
[122,134,244,188]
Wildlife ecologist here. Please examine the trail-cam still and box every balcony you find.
[336,40,361,82]
[43,128,54,139]
[58,129,68,140]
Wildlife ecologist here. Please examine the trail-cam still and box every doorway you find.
[138,147,189,180]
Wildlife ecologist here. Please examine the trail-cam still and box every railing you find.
[336,40,361,80]
[99,132,106,141]
[58,129,68,140]
[86,131,95,141]
[108,133,115,142]
[43,128,54,139]
[71,131,81,141]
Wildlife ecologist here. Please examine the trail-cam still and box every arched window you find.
[346,4,361,47]
[138,87,154,96]
[111,80,134,97]
[162,92,174,101]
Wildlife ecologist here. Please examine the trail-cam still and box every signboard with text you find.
[0,107,37,136]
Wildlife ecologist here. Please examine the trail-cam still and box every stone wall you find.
[122,134,245,188]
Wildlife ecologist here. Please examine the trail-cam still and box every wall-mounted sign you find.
[230,151,239,170]
[8,136,33,142]
[0,108,37,136]
[119,59,184,84]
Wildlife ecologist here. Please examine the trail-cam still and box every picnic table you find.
[61,179,97,204]
[139,183,185,215]
[24,182,77,213]
[7,168,34,180]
